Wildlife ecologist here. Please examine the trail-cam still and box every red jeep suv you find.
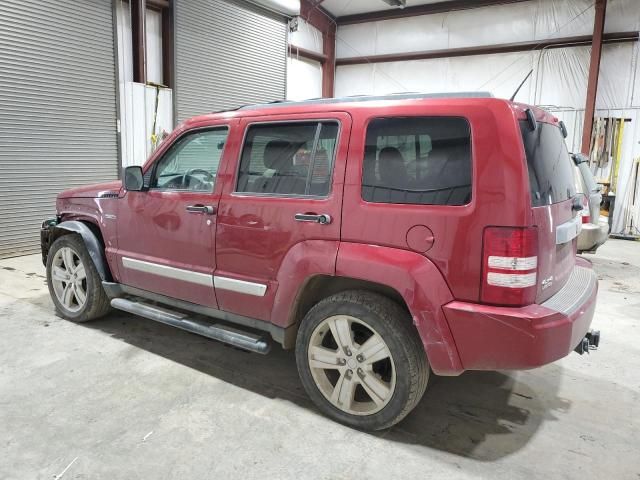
[41,93,599,430]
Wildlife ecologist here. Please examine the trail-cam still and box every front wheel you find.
[46,234,111,322]
[295,290,429,431]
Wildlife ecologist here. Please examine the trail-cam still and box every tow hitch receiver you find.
[575,329,600,355]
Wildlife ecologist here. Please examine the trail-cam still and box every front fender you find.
[336,242,463,376]
[53,221,111,281]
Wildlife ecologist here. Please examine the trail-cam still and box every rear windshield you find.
[520,121,576,206]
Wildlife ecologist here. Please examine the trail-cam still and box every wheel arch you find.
[51,220,112,282]
[290,242,464,376]
[289,275,408,333]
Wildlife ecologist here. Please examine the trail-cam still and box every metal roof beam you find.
[336,31,639,66]
[337,0,533,25]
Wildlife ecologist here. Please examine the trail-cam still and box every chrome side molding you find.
[121,257,268,296]
[122,257,213,287]
[214,276,267,297]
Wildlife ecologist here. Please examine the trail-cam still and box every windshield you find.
[520,121,576,207]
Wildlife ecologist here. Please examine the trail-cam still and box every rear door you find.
[214,112,351,321]
[521,121,579,302]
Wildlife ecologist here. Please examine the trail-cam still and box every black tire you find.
[46,234,111,322]
[295,290,429,431]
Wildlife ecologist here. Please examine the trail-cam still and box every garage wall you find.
[335,43,638,109]
[287,57,323,101]
[334,0,640,234]
[115,1,173,167]
[0,0,119,259]
[287,18,323,100]
[174,0,287,122]
[335,0,640,110]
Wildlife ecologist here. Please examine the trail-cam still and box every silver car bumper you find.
[577,222,608,252]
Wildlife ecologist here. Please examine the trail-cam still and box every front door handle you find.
[186,205,217,215]
[295,213,332,225]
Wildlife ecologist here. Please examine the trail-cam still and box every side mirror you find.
[124,166,144,191]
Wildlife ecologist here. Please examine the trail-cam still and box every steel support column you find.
[131,0,147,84]
[161,3,174,88]
[300,0,336,97]
[581,0,607,155]
[322,25,336,97]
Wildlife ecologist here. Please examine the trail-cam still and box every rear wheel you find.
[46,234,111,322]
[295,290,429,430]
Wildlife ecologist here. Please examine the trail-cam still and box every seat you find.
[378,147,409,188]
[252,140,306,195]
[371,147,410,202]
[308,148,331,196]
[411,147,471,204]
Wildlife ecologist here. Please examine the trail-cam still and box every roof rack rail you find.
[211,98,292,114]
[237,91,494,111]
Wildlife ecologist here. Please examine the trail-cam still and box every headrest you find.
[379,146,404,164]
[263,140,292,170]
[378,147,407,185]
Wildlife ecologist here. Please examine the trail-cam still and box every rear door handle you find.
[295,213,332,225]
[186,205,216,215]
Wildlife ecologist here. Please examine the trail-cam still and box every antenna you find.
[510,69,534,101]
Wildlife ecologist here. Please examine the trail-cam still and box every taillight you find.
[481,226,538,306]
[580,196,591,224]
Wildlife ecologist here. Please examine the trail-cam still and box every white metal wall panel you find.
[0,0,118,259]
[287,57,322,101]
[174,0,287,122]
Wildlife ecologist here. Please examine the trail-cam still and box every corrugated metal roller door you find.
[0,0,118,259]
[175,0,287,122]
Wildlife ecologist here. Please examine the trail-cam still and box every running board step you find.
[110,298,271,354]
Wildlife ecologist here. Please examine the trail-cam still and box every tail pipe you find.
[575,329,600,355]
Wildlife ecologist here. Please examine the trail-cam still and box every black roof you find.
[236,91,494,111]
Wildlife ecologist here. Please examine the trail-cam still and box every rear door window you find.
[520,121,576,206]
[237,122,338,197]
[362,117,472,205]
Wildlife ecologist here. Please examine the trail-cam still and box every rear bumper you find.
[443,259,598,370]
[577,222,608,252]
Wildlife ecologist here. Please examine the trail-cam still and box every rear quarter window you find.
[362,117,472,206]
[520,121,576,206]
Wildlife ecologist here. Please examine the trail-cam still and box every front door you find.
[214,113,351,321]
[116,126,230,308]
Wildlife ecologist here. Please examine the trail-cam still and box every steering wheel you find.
[182,168,215,189]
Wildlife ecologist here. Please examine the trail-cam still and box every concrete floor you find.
[0,240,639,480]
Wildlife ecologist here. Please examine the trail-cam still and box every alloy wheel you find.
[50,246,88,313]
[308,315,396,415]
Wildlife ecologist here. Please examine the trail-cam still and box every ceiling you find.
[320,0,446,17]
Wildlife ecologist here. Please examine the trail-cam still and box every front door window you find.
[151,128,228,192]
